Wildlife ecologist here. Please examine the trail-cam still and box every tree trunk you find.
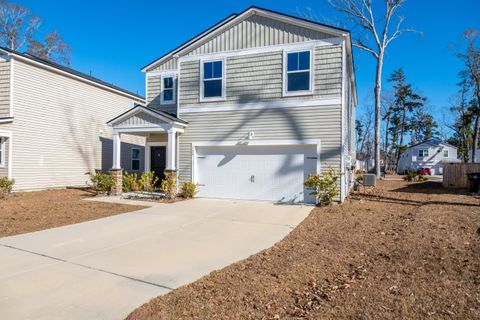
[384,115,390,172]
[472,78,480,163]
[396,106,407,168]
[374,53,384,177]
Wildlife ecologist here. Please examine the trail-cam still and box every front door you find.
[150,146,166,182]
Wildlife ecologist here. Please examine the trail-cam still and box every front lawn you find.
[127,180,479,319]
[0,189,146,237]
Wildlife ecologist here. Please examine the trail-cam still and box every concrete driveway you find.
[0,198,310,320]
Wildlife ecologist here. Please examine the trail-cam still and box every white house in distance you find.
[397,139,459,175]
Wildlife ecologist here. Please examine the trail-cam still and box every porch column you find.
[112,132,121,169]
[167,129,176,171]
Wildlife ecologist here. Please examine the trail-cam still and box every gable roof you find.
[107,104,188,126]
[141,6,350,72]
[0,46,145,101]
[408,139,457,149]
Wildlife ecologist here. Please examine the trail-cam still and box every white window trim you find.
[0,137,4,168]
[199,58,226,102]
[418,149,429,157]
[160,73,176,105]
[282,48,315,97]
[131,148,141,171]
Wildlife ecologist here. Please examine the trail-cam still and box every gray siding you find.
[115,111,168,127]
[178,104,342,183]
[146,75,177,115]
[186,14,331,56]
[179,45,342,107]
[0,136,8,177]
[9,59,144,190]
[0,61,10,118]
[120,142,145,174]
[147,13,332,72]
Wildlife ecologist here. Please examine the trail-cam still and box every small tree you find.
[161,171,177,200]
[304,168,340,206]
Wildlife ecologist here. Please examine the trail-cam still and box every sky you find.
[14,0,480,132]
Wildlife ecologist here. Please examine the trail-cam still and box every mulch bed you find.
[126,179,480,320]
[0,188,146,237]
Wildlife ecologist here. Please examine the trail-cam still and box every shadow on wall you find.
[99,137,145,173]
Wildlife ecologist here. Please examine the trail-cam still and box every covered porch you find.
[107,105,188,193]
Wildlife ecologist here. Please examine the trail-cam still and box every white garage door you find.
[195,144,317,203]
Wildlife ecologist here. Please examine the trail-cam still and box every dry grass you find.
[127,180,480,320]
[0,188,146,237]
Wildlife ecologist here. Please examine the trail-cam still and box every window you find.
[443,150,449,157]
[202,60,223,99]
[131,148,140,171]
[418,149,429,157]
[284,50,312,95]
[161,75,175,104]
[0,137,4,167]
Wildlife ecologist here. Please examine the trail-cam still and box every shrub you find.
[403,170,428,182]
[122,172,139,192]
[161,171,177,200]
[89,172,115,195]
[304,168,340,206]
[0,177,15,199]
[138,171,159,193]
[181,181,197,199]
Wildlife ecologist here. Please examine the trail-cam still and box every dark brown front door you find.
[151,146,166,182]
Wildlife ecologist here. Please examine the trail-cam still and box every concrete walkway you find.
[0,198,311,320]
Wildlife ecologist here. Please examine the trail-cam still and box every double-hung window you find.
[443,150,449,157]
[0,137,4,167]
[418,149,429,157]
[131,148,140,171]
[284,50,313,95]
[202,60,224,100]
[161,75,175,104]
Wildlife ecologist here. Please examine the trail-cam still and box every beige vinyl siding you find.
[0,136,8,177]
[115,111,169,127]
[148,13,332,72]
[10,59,144,190]
[146,74,177,115]
[179,44,342,107]
[0,61,10,118]
[178,104,342,183]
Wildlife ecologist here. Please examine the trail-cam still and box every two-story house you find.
[108,6,357,203]
[397,139,459,175]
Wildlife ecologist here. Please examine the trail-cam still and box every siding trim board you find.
[0,129,12,179]
[181,97,341,114]
[178,38,341,63]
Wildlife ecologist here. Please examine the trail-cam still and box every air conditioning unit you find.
[363,173,376,187]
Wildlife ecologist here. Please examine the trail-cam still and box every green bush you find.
[403,170,428,182]
[161,171,177,200]
[181,181,197,198]
[89,172,115,195]
[122,172,139,192]
[304,168,340,206]
[138,171,159,193]
[0,177,15,199]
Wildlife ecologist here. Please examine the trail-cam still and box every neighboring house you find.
[469,149,480,163]
[108,6,357,203]
[397,139,459,175]
[0,48,144,190]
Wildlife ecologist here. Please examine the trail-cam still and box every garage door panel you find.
[196,145,316,203]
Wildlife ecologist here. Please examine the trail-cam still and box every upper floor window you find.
[284,50,313,95]
[418,149,429,157]
[201,60,224,100]
[443,150,449,157]
[161,75,175,104]
[131,148,140,171]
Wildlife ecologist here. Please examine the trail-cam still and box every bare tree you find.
[0,0,71,65]
[28,31,71,65]
[327,0,417,177]
[456,29,480,162]
[0,0,40,50]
